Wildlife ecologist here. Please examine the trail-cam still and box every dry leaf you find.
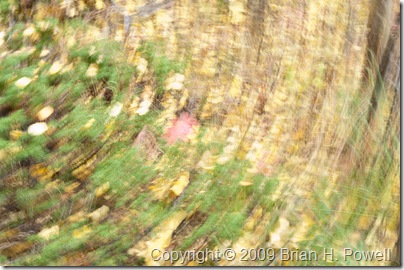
[0,31,4,46]
[133,126,161,161]
[197,150,217,170]
[23,26,36,37]
[136,99,152,116]
[269,217,290,248]
[229,0,246,25]
[109,102,123,117]
[67,211,86,223]
[86,64,98,77]
[9,130,23,141]
[48,61,64,75]
[239,180,253,186]
[95,0,105,10]
[38,225,59,240]
[88,205,109,223]
[39,49,50,58]
[128,211,187,266]
[15,77,32,89]
[163,112,199,145]
[37,106,54,121]
[166,73,185,90]
[27,122,48,136]
[230,75,242,97]
[170,172,190,196]
[83,118,96,129]
[95,182,110,197]
[149,177,172,201]
[73,225,92,239]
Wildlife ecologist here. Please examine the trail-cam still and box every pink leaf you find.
[163,112,198,145]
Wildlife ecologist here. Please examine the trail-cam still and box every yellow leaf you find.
[78,0,86,10]
[39,49,50,58]
[23,26,36,37]
[95,0,105,10]
[29,163,54,183]
[170,172,190,196]
[0,31,4,46]
[165,73,185,90]
[128,211,187,266]
[67,211,86,223]
[95,182,110,197]
[239,180,253,186]
[83,118,96,129]
[136,99,152,116]
[65,182,80,194]
[44,179,62,192]
[48,61,64,75]
[38,225,59,240]
[9,130,23,141]
[37,106,54,121]
[86,64,98,77]
[109,102,123,117]
[135,57,148,79]
[149,177,171,201]
[67,36,76,48]
[73,225,92,239]
[15,77,32,89]
[230,75,242,97]
[88,205,109,223]
[229,0,246,25]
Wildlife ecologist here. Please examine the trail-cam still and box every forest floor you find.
[0,0,400,266]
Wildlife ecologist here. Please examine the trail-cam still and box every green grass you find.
[138,41,186,96]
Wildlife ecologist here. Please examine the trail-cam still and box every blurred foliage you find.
[0,0,400,267]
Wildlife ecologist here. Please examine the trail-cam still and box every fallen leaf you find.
[229,0,246,25]
[165,73,185,90]
[239,180,253,186]
[95,182,110,197]
[83,118,96,129]
[197,150,217,170]
[23,26,36,37]
[163,112,199,145]
[149,177,172,201]
[37,106,54,121]
[135,57,148,81]
[38,225,59,240]
[0,31,4,46]
[65,182,81,194]
[73,225,92,239]
[230,75,242,97]
[15,77,32,89]
[67,211,86,223]
[128,211,187,266]
[109,102,123,117]
[95,0,105,10]
[88,205,109,223]
[170,172,190,196]
[39,49,50,57]
[9,130,23,141]
[27,122,48,136]
[86,63,98,77]
[29,163,54,182]
[48,61,64,75]
[136,99,152,115]
[133,126,161,161]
